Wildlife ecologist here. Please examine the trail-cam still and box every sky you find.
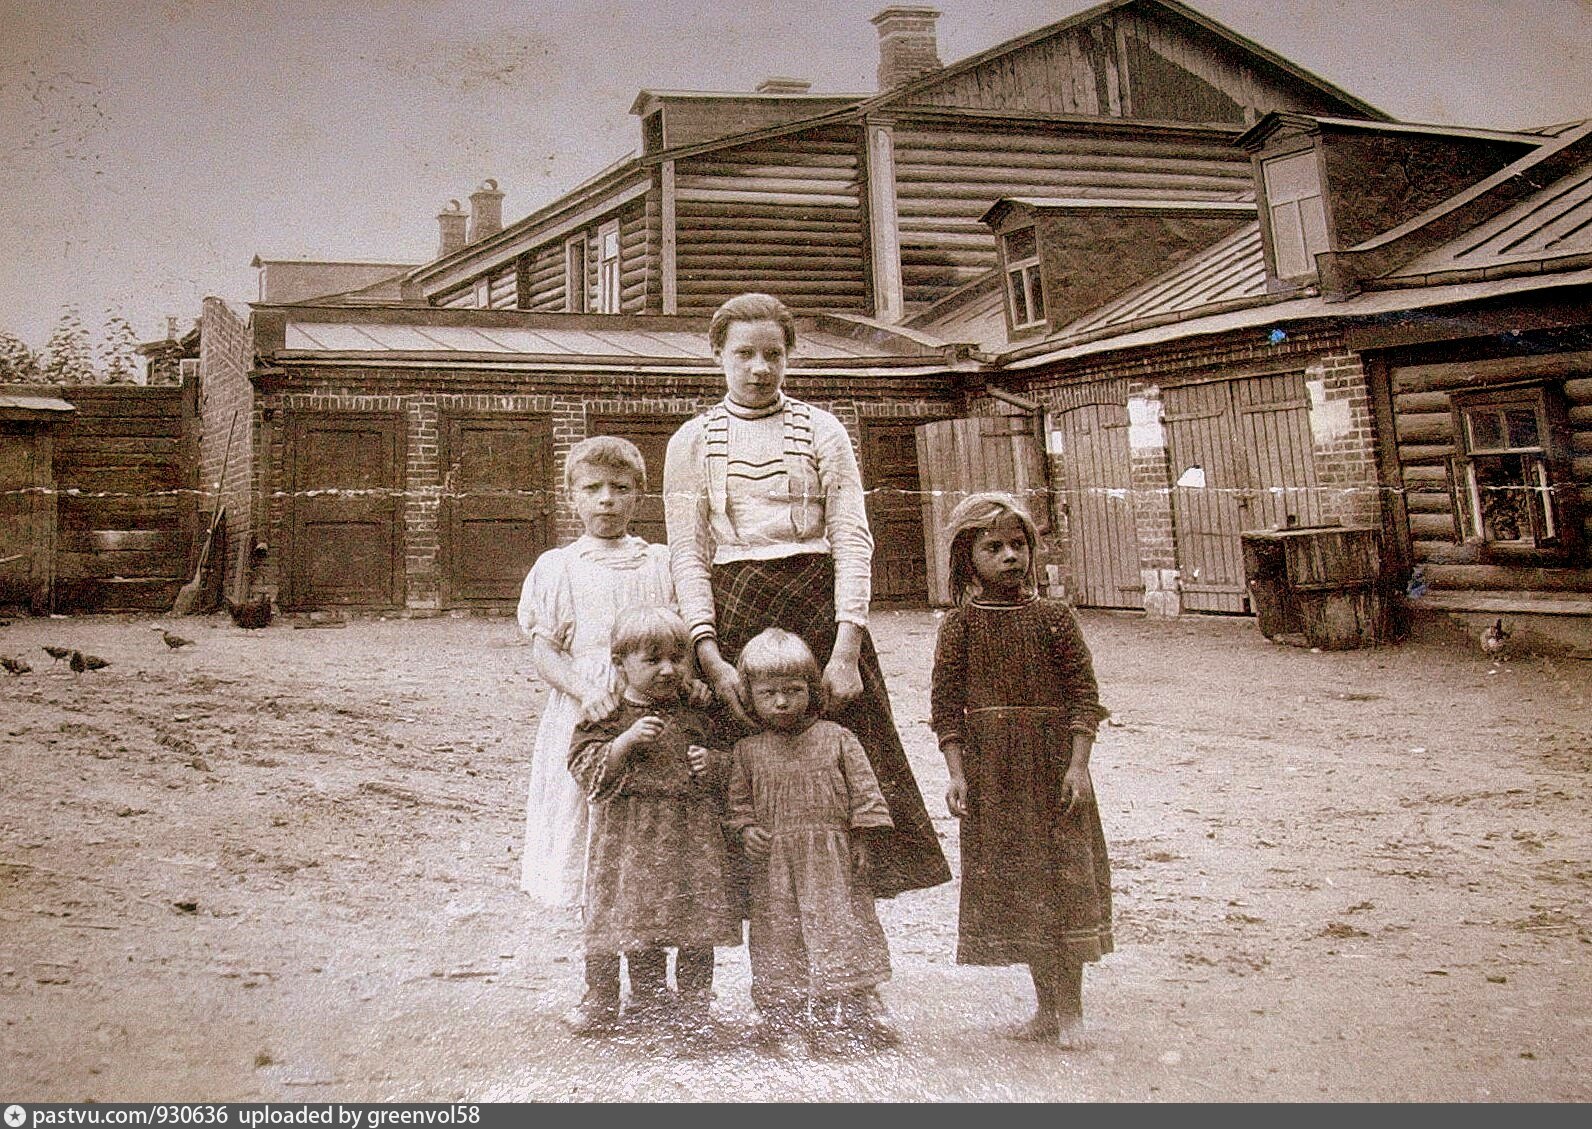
[1,0,1589,352]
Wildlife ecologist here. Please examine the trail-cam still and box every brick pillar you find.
[406,396,441,609]
[1127,385,1181,617]
[1305,353,1382,529]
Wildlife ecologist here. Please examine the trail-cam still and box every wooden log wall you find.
[890,124,1253,306]
[521,243,566,311]
[1391,354,1592,587]
[53,384,198,611]
[673,126,868,315]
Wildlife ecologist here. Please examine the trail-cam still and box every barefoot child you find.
[565,606,740,1036]
[516,437,677,907]
[930,493,1113,1046]
[726,627,898,1053]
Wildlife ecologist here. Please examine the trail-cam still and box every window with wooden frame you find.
[1262,149,1330,280]
[1448,384,1576,558]
[1002,226,1044,329]
[472,276,490,308]
[563,235,587,313]
[596,220,622,314]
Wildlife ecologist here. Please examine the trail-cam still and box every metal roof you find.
[1061,222,1269,337]
[281,321,917,362]
[1386,162,1592,280]
[0,392,76,414]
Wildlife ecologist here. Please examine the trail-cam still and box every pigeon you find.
[157,628,196,650]
[1481,618,1511,657]
[70,651,110,674]
[1,655,30,676]
[42,645,72,664]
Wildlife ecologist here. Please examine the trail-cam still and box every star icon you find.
[5,1105,27,1128]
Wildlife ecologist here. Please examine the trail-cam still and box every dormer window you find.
[1002,226,1044,328]
[1262,150,1329,279]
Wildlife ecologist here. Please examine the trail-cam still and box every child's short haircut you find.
[709,292,797,353]
[609,605,689,662]
[736,627,824,715]
[944,491,1042,606]
[564,434,647,492]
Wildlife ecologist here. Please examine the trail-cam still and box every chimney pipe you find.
[437,199,467,258]
[871,6,942,90]
[756,77,813,94]
[467,178,504,243]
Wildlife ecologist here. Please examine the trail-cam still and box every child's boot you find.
[805,996,853,1057]
[564,955,621,1036]
[1003,963,1063,1043]
[623,948,673,1025]
[840,990,901,1050]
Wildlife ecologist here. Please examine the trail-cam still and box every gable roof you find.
[864,0,1388,121]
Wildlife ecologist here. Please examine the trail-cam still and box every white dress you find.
[516,534,677,907]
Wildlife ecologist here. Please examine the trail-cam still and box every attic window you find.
[1449,385,1574,557]
[1002,226,1044,328]
[597,220,621,314]
[1262,150,1329,279]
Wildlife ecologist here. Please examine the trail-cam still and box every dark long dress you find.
[711,553,952,898]
[930,596,1113,966]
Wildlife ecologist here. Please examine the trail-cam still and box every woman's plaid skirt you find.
[711,553,952,898]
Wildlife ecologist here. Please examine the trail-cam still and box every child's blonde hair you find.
[564,434,647,492]
[736,627,824,718]
[609,605,689,664]
[944,491,1042,606]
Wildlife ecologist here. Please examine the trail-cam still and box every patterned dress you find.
[515,534,676,907]
[568,698,741,954]
[930,596,1114,967]
[726,720,894,1008]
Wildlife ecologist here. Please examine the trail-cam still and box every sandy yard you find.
[0,605,1589,1102]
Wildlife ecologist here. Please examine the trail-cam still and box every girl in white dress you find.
[516,436,677,907]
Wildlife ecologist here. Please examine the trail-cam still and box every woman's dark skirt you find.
[710,553,951,898]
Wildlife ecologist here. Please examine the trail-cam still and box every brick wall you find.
[966,322,1385,616]
[252,364,957,610]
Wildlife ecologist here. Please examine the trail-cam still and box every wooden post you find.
[661,159,677,315]
[865,120,905,324]
[1113,19,1134,118]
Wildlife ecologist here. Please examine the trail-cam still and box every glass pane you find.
[1004,227,1037,262]
[1027,267,1045,319]
[1506,409,1539,449]
[1007,270,1029,324]
[1474,455,1530,542]
[1467,409,1504,450]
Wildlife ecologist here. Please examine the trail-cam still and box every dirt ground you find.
[1,604,1589,1102]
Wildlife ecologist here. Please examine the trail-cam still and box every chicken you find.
[156,628,196,650]
[1,655,31,676]
[70,651,110,674]
[1481,618,1511,657]
[42,644,72,664]
[225,595,274,630]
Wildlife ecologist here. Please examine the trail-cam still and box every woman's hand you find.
[1061,761,1094,815]
[821,622,866,711]
[578,685,619,724]
[945,774,968,819]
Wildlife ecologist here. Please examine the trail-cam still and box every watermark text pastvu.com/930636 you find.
[5,1108,483,1129]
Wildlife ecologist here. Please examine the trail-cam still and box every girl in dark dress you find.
[930,492,1113,1047]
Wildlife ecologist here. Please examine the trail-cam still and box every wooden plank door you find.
[0,425,54,612]
[862,419,930,605]
[284,412,404,610]
[441,413,554,605]
[1164,373,1322,613]
[1233,372,1323,532]
[916,414,1049,606]
[1054,401,1141,608]
[1164,381,1249,611]
[588,414,692,546]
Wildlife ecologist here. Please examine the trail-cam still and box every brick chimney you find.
[756,77,813,94]
[467,178,504,243]
[871,6,942,90]
[436,199,467,258]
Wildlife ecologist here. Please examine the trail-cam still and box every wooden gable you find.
[890,0,1383,126]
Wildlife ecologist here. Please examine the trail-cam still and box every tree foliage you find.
[0,328,43,383]
[99,312,142,384]
[41,307,97,385]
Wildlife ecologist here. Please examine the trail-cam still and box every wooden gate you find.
[915,414,1049,606]
[441,413,554,605]
[0,423,55,612]
[1163,373,1321,612]
[1053,401,1141,608]
[588,414,692,546]
[862,419,931,605]
[283,412,404,610]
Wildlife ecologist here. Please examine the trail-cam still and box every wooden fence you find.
[52,383,198,611]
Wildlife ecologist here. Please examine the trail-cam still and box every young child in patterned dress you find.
[565,606,740,1038]
[726,627,899,1054]
[930,492,1113,1048]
